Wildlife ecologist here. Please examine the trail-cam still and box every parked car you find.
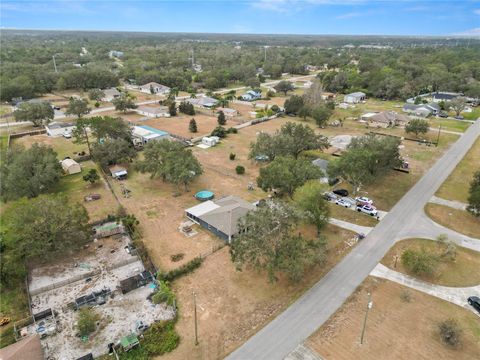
[467,296,480,313]
[454,115,464,120]
[333,189,349,197]
[63,131,72,139]
[356,205,378,216]
[438,112,448,118]
[323,192,337,201]
[335,198,351,208]
[355,196,374,206]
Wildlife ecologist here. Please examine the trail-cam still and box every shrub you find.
[77,308,98,337]
[211,126,227,138]
[152,281,176,306]
[229,153,236,160]
[401,248,438,276]
[217,111,226,125]
[400,289,412,302]
[94,101,100,108]
[235,165,245,175]
[170,253,184,262]
[158,257,203,281]
[271,104,280,113]
[227,127,238,134]
[439,319,462,347]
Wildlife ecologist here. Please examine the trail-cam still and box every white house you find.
[45,122,76,137]
[187,96,218,108]
[135,105,170,118]
[132,125,169,144]
[101,88,121,102]
[344,92,366,104]
[240,90,261,102]
[202,136,219,147]
[216,107,238,117]
[61,159,81,175]
[139,82,171,95]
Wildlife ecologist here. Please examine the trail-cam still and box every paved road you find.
[371,264,480,316]
[226,120,480,360]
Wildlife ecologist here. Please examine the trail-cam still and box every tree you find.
[245,77,260,89]
[249,122,329,161]
[178,101,195,115]
[284,95,304,115]
[293,181,329,236]
[230,200,327,282]
[298,106,311,120]
[88,89,105,102]
[405,118,430,137]
[235,165,245,175]
[217,110,226,125]
[0,144,62,201]
[401,248,438,276]
[467,170,480,217]
[189,118,197,133]
[13,101,54,126]
[447,97,467,116]
[303,78,324,106]
[92,138,137,168]
[65,97,90,118]
[168,101,177,116]
[83,168,100,184]
[439,319,462,348]
[2,194,89,261]
[274,80,294,96]
[112,94,137,113]
[211,126,227,138]
[312,105,333,128]
[257,156,322,197]
[328,134,402,194]
[137,140,202,191]
[77,308,98,337]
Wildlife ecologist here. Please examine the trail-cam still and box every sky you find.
[1,0,479,37]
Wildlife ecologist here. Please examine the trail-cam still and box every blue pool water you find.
[195,190,214,201]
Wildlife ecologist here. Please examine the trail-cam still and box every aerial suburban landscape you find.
[0,1,479,360]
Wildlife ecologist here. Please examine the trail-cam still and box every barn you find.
[61,159,81,175]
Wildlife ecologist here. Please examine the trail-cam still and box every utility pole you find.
[436,124,442,147]
[52,55,58,73]
[360,292,373,345]
[193,291,199,345]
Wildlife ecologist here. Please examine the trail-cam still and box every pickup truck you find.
[356,205,378,216]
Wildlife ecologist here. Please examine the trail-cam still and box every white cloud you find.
[452,27,480,37]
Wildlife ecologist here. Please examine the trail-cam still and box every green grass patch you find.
[463,107,480,121]
[430,119,470,133]
[382,238,480,287]
[328,203,378,227]
[0,285,30,349]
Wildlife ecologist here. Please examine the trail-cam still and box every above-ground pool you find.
[195,190,214,201]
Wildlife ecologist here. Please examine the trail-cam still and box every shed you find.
[109,165,128,180]
[119,270,153,294]
[344,92,366,104]
[120,333,140,351]
[202,137,218,147]
[61,159,81,175]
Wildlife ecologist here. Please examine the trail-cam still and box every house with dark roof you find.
[185,196,255,243]
[403,103,440,117]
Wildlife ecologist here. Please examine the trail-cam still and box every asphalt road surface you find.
[226,119,480,360]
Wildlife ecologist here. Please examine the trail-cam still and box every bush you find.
[235,165,245,175]
[170,253,184,262]
[211,126,227,138]
[229,153,236,160]
[77,308,98,337]
[152,281,176,306]
[401,248,438,276]
[439,319,462,347]
[158,257,203,281]
[271,104,280,113]
[227,127,238,134]
[400,289,412,302]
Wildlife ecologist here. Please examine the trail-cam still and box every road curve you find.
[226,120,480,360]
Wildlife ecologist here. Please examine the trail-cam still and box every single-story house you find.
[101,87,121,102]
[359,112,378,122]
[240,90,262,102]
[109,165,128,180]
[61,158,81,175]
[108,50,124,58]
[139,82,170,95]
[187,96,218,108]
[216,107,238,117]
[344,92,366,104]
[185,195,255,243]
[132,125,169,144]
[0,334,44,360]
[312,158,330,183]
[403,103,440,117]
[135,105,170,118]
[202,136,219,147]
[45,122,76,137]
[368,111,410,128]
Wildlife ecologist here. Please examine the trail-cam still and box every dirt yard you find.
[307,277,480,360]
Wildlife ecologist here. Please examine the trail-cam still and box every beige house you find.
[368,111,410,128]
[61,159,81,175]
[139,82,170,95]
[136,105,170,118]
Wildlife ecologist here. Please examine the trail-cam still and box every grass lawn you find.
[12,133,88,160]
[463,107,480,121]
[0,285,29,348]
[307,277,480,360]
[429,118,471,133]
[329,203,378,227]
[425,203,480,239]
[382,238,480,287]
[436,138,480,203]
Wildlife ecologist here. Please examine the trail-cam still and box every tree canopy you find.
[65,97,91,118]
[274,80,294,96]
[284,95,304,115]
[467,170,480,217]
[230,200,327,282]
[136,140,202,191]
[405,118,430,137]
[112,94,137,113]
[328,134,402,193]
[249,122,329,161]
[257,156,323,197]
[0,144,62,201]
[92,138,137,168]
[13,101,54,126]
[293,181,330,235]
